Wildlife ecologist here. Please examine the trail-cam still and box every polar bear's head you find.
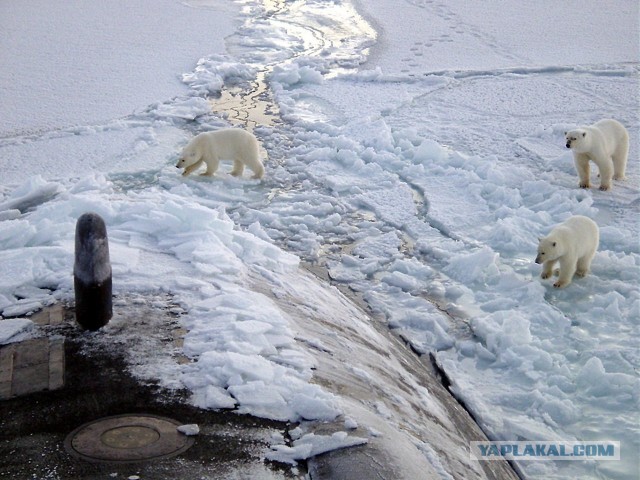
[535,236,562,264]
[176,136,203,169]
[564,129,588,151]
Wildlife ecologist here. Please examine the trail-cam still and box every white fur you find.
[176,128,265,179]
[565,119,628,191]
[535,215,599,288]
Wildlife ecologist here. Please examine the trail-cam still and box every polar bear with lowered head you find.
[535,215,599,288]
[565,119,628,191]
[176,128,264,179]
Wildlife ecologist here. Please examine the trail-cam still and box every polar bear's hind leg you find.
[576,251,595,277]
[230,159,245,177]
[612,137,629,180]
[251,162,265,180]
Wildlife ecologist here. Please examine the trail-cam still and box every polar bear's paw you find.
[553,279,569,288]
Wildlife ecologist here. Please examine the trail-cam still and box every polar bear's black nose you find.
[566,142,571,148]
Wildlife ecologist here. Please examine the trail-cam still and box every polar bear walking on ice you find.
[535,215,599,288]
[564,119,628,191]
[176,128,265,179]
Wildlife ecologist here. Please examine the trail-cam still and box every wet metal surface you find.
[0,300,301,479]
[0,336,65,400]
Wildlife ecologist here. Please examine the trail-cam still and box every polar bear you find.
[564,119,628,191]
[535,215,599,288]
[176,128,264,179]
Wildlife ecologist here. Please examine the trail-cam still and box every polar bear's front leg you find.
[554,257,576,288]
[541,260,555,279]
[183,159,204,177]
[573,154,590,189]
[594,156,613,191]
[201,158,219,177]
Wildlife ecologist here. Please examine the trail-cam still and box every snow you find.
[177,424,200,436]
[1,0,638,478]
[266,431,368,465]
[0,318,34,345]
[0,0,237,136]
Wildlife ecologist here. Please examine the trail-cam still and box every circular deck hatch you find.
[65,414,194,463]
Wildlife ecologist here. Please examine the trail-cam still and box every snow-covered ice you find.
[0,318,34,345]
[177,424,200,436]
[266,431,368,465]
[1,0,638,478]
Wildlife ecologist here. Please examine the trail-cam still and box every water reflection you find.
[213,71,280,131]
[208,0,377,129]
